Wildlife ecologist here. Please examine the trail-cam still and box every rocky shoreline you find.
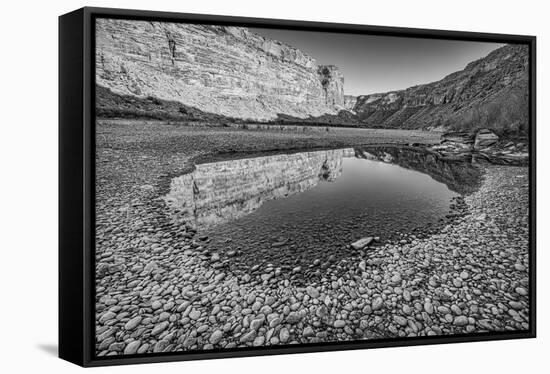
[95,122,529,356]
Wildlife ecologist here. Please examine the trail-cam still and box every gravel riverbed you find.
[95,121,529,356]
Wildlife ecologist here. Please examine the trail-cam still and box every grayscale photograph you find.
[93,18,531,356]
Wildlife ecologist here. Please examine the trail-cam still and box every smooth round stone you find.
[239,330,256,343]
[253,336,265,346]
[450,305,462,315]
[286,312,302,324]
[189,310,201,320]
[124,316,142,331]
[515,287,528,296]
[424,302,434,314]
[391,274,402,284]
[334,320,346,328]
[453,316,469,326]
[509,301,523,310]
[151,321,169,336]
[99,311,116,323]
[303,326,315,337]
[124,340,141,355]
[514,264,526,271]
[372,298,384,311]
[393,315,408,327]
[306,286,320,298]
[279,328,290,343]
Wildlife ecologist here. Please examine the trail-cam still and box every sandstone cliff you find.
[350,44,529,135]
[96,19,344,121]
[344,95,358,111]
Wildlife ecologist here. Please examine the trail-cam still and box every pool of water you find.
[164,146,481,280]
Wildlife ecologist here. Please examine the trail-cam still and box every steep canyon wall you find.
[96,19,344,121]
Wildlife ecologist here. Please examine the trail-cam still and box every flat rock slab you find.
[474,129,499,149]
[351,237,374,250]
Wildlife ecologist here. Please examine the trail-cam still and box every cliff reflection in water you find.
[165,148,355,229]
[165,146,481,230]
[355,146,482,195]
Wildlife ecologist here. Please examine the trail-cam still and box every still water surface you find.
[165,146,480,278]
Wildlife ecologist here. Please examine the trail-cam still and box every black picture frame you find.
[59,6,537,367]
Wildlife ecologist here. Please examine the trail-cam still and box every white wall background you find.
[0,0,547,371]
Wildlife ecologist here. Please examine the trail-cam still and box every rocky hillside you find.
[344,95,358,111]
[96,19,344,121]
[350,44,529,136]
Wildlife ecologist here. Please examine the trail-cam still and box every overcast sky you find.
[250,27,504,96]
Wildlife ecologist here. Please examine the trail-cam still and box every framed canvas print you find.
[59,7,536,367]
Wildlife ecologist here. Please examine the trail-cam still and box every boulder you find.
[441,131,475,147]
[474,129,499,150]
[351,237,374,250]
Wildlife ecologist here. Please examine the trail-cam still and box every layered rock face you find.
[164,149,354,228]
[317,65,344,106]
[350,44,529,135]
[344,95,358,111]
[96,19,343,120]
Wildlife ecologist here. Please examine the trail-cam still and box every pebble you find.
[239,330,256,343]
[515,287,528,296]
[424,302,434,314]
[124,340,141,355]
[303,326,315,337]
[393,315,408,327]
[286,312,302,324]
[279,328,290,343]
[453,316,469,326]
[124,316,142,331]
[95,143,529,353]
[334,320,346,328]
[209,330,224,345]
[189,310,201,320]
[99,311,116,323]
[306,286,320,298]
[151,321,169,336]
[151,300,162,310]
[372,297,384,311]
